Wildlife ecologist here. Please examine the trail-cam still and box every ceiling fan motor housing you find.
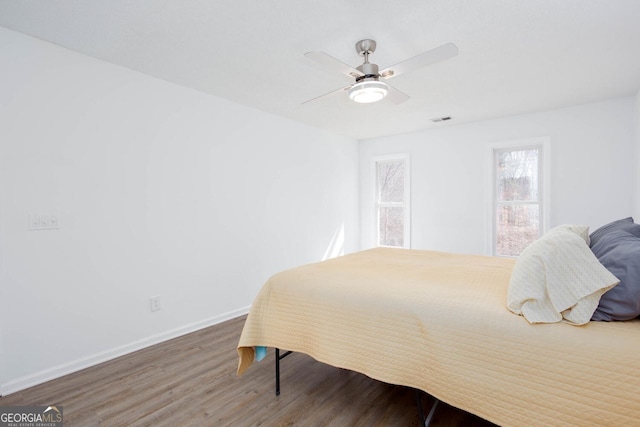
[356,62,380,81]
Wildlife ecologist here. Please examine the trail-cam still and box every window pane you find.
[377,161,404,203]
[379,206,404,247]
[497,149,539,202]
[496,204,539,256]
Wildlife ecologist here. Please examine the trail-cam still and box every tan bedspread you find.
[237,248,640,426]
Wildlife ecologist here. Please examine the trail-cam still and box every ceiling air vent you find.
[431,116,452,123]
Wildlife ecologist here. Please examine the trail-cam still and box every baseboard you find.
[0,305,250,396]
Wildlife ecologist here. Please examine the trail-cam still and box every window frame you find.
[373,153,411,249]
[489,138,550,257]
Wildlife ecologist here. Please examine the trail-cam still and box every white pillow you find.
[507,225,619,325]
[544,223,590,244]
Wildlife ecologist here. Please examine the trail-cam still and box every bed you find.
[237,246,640,426]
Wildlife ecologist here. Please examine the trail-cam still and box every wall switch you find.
[29,214,41,230]
[40,215,50,228]
[150,296,161,312]
[28,213,60,230]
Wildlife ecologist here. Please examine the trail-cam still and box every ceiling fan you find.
[303,39,458,105]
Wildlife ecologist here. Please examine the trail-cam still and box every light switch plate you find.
[28,213,60,230]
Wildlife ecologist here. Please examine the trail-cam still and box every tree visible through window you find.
[494,147,542,256]
[376,156,409,247]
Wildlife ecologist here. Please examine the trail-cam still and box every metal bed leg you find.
[274,348,292,396]
[415,389,440,427]
[275,348,280,396]
[424,399,439,427]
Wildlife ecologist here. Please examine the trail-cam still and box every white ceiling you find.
[1,0,639,140]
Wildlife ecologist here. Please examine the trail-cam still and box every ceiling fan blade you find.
[302,85,351,105]
[379,42,458,80]
[304,51,364,80]
[385,84,410,105]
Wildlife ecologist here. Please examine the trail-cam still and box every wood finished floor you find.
[0,315,496,426]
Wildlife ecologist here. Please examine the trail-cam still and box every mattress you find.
[237,248,640,426]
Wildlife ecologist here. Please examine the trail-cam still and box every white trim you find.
[372,153,411,249]
[488,137,550,256]
[0,305,250,396]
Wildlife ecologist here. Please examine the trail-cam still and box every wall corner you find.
[634,89,640,220]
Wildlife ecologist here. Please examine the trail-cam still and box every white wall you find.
[360,97,635,254]
[0,28,359,393]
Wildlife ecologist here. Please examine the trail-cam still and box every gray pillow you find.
[591,230,640,321]
[589,217,640,248]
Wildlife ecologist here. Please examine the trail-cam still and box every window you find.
[492,142,547,256]
[375,155,410,248]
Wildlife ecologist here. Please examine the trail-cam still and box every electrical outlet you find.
[150,296,161,312]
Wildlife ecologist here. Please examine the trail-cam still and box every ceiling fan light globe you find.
[348,81,388,104]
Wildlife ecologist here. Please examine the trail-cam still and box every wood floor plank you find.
[0,315,496,426]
